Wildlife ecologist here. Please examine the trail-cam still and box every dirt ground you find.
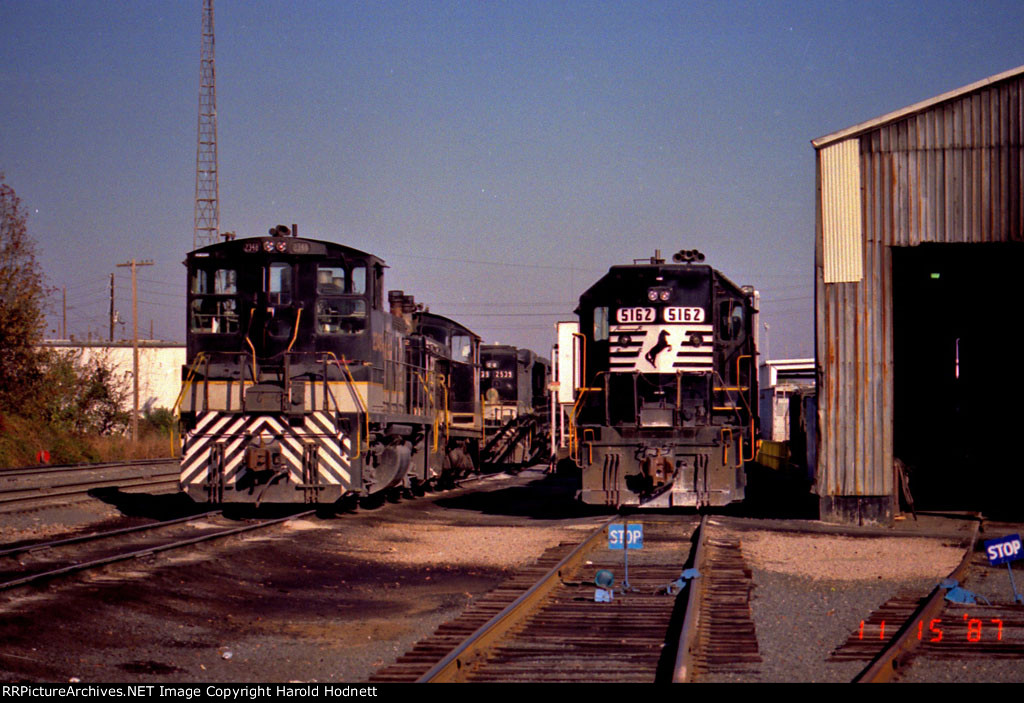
[0,470,609,683]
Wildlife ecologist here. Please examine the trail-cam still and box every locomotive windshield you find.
[315,262,368,335]
[189,267,239,334]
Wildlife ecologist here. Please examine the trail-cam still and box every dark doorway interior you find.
[893,243,1024,518]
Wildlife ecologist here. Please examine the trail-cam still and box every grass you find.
[0,413,177,468]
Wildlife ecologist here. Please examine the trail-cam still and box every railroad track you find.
[0,459,180,512]
[673,515,762,682]
[370,513,761,683]
[828,518,1024,681]
[0,509,315,592]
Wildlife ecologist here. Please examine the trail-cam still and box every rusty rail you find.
[418,516,617,682]
[852,518,982,683]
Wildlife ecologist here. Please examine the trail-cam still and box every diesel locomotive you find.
[480,345,550,428]
[565,249,758,508]
[177,226,482,505]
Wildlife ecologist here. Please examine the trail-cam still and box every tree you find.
[40,349,131,435]
[0,173,49,409]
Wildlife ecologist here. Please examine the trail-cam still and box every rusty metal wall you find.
[814,69,1024,507]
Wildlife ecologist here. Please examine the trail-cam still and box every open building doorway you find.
[893,243,1024,519]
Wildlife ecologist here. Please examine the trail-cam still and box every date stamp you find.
[858,614,1006,643]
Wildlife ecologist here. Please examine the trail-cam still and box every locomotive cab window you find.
[191,268,237,295]
[316,298,366,335]
[593,306,609,342]
[189,267,238,334]
[267,262,292,305]
[317,266,346,294]
[718,300,745,341]
[451,333,475,363]
[351,264,366,294]
[190,297,239,334]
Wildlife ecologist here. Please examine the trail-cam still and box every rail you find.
[0,510,316,591]
[367,516,704,683]
[672,515,709,682]
[852,518,982,683]
[418,515,617,682]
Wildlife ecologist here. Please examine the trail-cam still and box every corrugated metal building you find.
[812,65,1024,524]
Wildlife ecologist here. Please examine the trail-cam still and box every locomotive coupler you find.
[638,447,675,486]
[244,438,284,474]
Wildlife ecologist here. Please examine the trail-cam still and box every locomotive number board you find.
[616,307,705,323]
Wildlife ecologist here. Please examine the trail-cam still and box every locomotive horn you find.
[672,249,705,263]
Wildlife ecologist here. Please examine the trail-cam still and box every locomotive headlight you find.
[647,289,658,301]
[659,290,670,301]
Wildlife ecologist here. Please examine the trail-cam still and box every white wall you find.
[43,342,185,414]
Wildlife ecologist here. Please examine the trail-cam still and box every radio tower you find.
[193,0,219,250]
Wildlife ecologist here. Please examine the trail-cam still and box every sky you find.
[2,0,1022,361]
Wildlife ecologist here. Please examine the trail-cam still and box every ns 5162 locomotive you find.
[177,226,482,505]
[564,249,757,508]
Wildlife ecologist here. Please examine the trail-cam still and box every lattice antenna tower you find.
[193,0,219,250]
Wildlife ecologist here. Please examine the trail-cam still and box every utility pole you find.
[117,259,154,441]
[194,0,219,250]
[62,287,66,338]
[109,273,115,341]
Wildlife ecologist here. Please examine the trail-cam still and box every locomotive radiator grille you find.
[181,411,352,489]
[609,323,714,373]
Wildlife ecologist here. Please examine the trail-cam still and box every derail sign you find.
[985,534,1023,566]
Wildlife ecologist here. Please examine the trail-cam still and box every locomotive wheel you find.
[444,446,475,478]
[408,477,427,497]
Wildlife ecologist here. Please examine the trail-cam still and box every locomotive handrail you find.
[244,307,258,381]
[323,352,371,459]
[712,365,757,463]
[284,307,303,355]
[412,369,436,418]
[568,331,595,465]
[733,355,756,462]
[438,374,450,447]
[173,352,208,416]
[720,427,743,469]
[568,385,601,464]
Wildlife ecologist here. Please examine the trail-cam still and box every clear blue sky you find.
[2,0,1022,359]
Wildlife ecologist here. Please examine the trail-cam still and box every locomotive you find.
[480,345,550,428]
[177,226,482,505]
[478,345,552,467]
[565,249,757,508]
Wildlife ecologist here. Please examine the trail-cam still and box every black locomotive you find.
[567,249,757,508]
[177,226,482,505]
[480,345,550,428]
[478,345,552,467]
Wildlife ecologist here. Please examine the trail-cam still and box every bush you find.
[38,349,131,436]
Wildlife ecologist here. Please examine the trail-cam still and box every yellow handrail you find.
[285,307,303,354]
[173,352,208,416]
[323,352,370,458]
[438,374,450,446]
[244,307,258,382]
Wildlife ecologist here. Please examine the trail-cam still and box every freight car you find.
[563,249,757,508]
[177,226,482,505]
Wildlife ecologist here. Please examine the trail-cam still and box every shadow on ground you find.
[731,461,819,520]
[435,472,613,520]
[86,487,207,521]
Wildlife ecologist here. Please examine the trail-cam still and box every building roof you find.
[812,63,1024,149]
